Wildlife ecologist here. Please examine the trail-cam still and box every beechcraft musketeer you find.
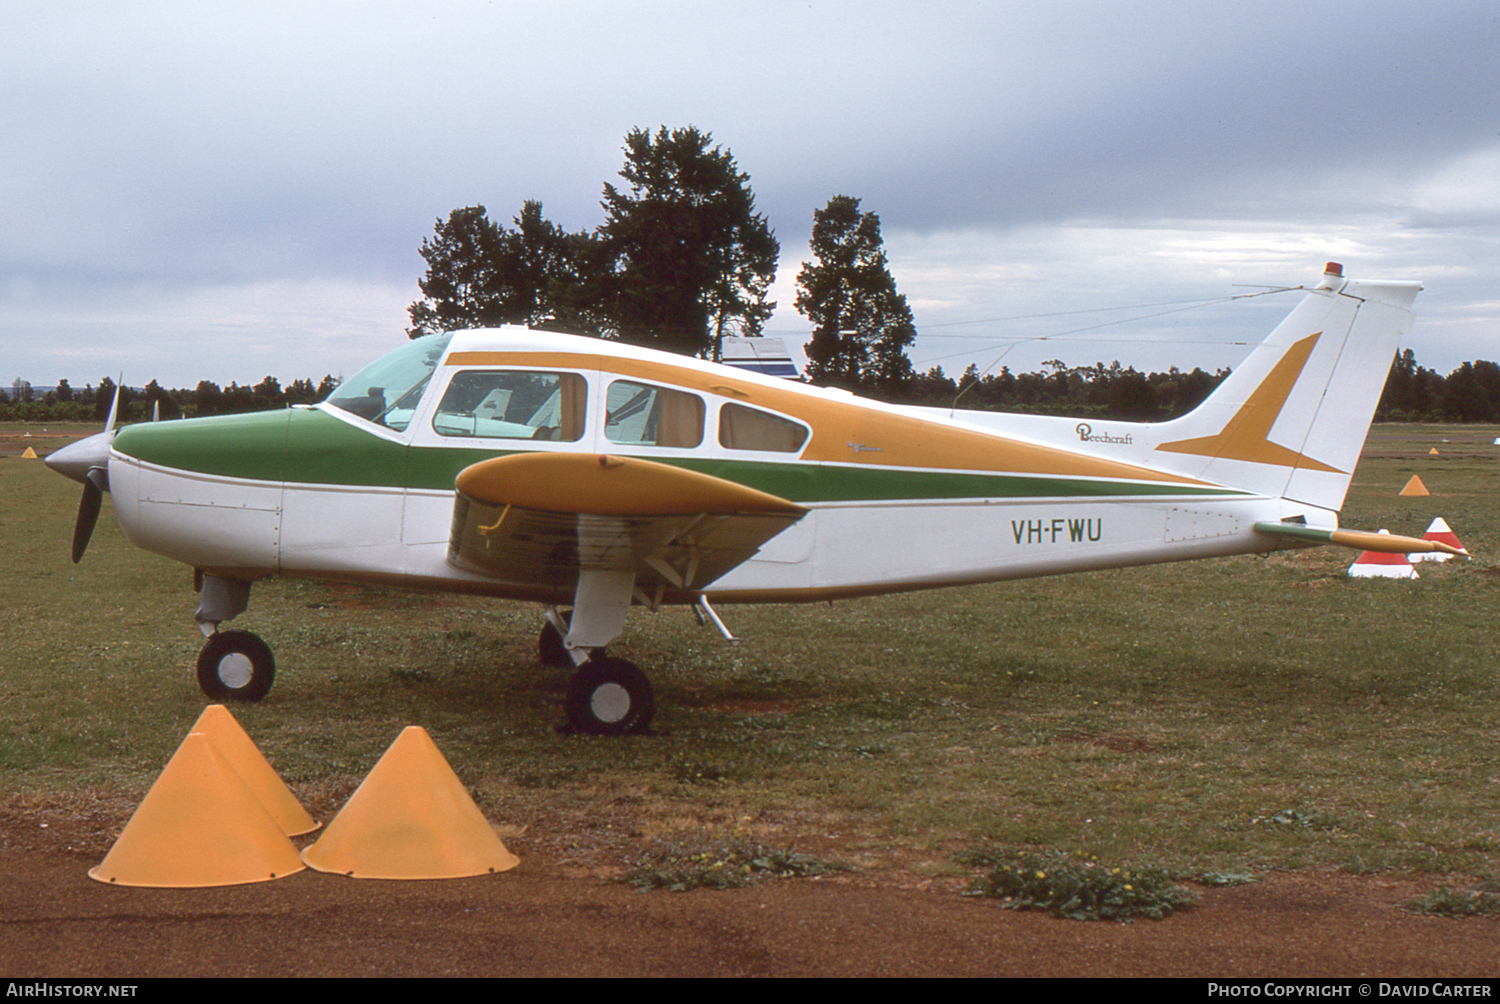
[46,262,1460,733]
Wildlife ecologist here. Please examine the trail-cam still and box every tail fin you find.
[1148,263,1420,511]
[720,336,803,379]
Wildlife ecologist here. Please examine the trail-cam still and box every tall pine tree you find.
[598,127,778,357]
[796,195,916,394]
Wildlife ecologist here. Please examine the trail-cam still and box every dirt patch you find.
[1,814,1494,977]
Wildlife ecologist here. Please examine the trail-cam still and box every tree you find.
[796,195,916,394]
[408,202,597,337]
[407,206,505,337]
[194,380,224,416]
[252,376,284,410]
[95,376,117,422]
[142,379,182,420]
[598,126,778,357]
[491,201,596,329]
[1378,347,1442,420]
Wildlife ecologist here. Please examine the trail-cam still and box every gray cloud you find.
[3,1,1497,387]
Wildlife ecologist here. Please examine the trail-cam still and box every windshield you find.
[325,333,453,431]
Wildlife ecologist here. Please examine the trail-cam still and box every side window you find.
[718,402,809,453]
[605,380,705,448]
[432,371,587,441]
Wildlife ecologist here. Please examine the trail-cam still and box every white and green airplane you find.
[46,262,1460,734]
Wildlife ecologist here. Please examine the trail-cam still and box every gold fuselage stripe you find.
[446,351,1209,487]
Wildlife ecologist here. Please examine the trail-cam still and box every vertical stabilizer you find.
[1148,264,1420,511]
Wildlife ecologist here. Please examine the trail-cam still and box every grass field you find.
[2,422,1497,880]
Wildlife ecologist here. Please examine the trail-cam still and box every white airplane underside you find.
[47,263,1457,734]
[109,459,1307,599]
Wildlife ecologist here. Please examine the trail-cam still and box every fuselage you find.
[99,327,1310,605]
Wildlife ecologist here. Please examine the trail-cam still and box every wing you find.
[447,453,808,602]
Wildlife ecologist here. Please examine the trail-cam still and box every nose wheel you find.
[564,656,654,735]
[197,630,275,702]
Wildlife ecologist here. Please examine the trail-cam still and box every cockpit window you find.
[432,371,587,441]
[604,380,704,448]
[325,333,453,432]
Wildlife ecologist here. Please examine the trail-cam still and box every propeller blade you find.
[105,380,121,432]
[71,467,108,564]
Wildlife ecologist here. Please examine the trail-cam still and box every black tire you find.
[197,630,275,702]
[538,612,572,668]
[564,656,655,735]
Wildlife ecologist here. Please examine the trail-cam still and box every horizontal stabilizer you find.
[1253,521,1467,557]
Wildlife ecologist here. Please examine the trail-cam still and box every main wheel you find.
[564,656,655,735]
[197,630,275,702]
[538,611,572,668]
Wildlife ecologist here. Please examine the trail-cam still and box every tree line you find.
[8,347,1496,425]
[0,374,337,424]
[1376,349,1500,422]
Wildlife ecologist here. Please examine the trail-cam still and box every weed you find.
[962,850,1196,921]
[621,834,844,892]
[1404,878,1500,918]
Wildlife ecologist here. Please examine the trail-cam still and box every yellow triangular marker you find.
[88,733,304,887]
[1399,475,1430,497]
[301,726,519,880]
[20,447,37,459]
[1429,447,1440,456]
[188,705,319,836]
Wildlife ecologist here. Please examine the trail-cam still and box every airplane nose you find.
[44,430,114,485]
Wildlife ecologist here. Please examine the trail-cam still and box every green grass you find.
[2,422,1498,884]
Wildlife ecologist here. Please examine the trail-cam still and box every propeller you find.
[72,467,109,563]
[45,383,121,563]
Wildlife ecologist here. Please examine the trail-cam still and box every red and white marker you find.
[1410,517,1467,562]
[1349,530,1420,579]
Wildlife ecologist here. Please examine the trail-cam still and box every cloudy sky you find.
[4,1,1497,392]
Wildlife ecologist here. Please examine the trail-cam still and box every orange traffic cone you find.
[301,726,518,879]
[187,705,318,836]
[88,733,304,887]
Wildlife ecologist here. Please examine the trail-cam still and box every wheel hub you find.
[217,653,254,689]
[590,682,631,723]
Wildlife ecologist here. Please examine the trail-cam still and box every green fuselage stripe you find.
[112,408,1246,503]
